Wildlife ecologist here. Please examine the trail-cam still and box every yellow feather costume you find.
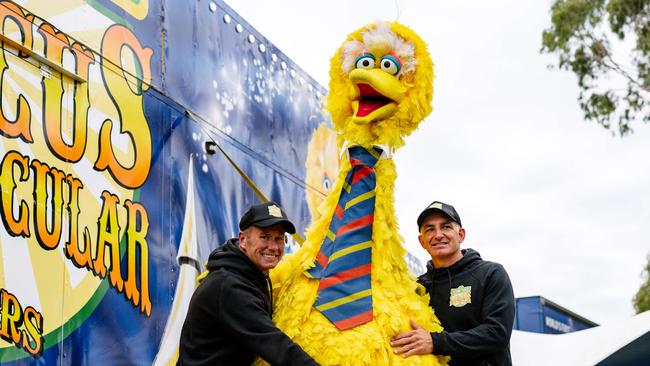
[269,21,447,366]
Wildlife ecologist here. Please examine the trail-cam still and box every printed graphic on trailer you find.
[0,0,152,359]
[0,0,332,364]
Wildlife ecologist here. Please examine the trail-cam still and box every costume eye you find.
[322,175,331,191]
[354,53,375,69]
[380,55,401,75]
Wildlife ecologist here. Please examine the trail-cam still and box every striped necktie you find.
[307,146,380,330]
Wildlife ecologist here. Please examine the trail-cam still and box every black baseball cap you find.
[417,201,462,229]
[239,202,296,234]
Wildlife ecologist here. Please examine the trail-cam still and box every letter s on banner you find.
[95,24,153,190]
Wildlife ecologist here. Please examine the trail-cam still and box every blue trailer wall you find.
[0,0,334,364]
[514,296,597,334]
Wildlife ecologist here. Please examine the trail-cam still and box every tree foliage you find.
[542,0,650,136]
[633,254,650,313]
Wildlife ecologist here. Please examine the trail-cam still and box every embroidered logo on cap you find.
[268,205,282,218]
[449,285,471,307]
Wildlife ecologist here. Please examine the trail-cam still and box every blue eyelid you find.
[354,53,376,64]
[381,55,401,73]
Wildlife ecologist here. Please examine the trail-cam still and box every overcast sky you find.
[228,0,650,325]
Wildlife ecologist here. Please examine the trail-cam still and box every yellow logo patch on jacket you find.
[450,285,472,307]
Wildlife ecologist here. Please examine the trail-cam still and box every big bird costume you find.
[270,21,447,365]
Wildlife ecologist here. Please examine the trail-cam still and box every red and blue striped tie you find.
[307,146,380,330]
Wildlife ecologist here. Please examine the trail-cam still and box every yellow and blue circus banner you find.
[0,0,337,364]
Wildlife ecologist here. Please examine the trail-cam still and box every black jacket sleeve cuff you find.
[430,332,446,355]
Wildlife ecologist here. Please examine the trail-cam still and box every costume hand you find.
[390,319,433,358]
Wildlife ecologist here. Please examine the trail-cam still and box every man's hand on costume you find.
[390,320,433,357]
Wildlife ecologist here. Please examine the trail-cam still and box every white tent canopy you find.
[511,310,650,365]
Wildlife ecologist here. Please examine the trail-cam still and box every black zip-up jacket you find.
[417,249,515,366]
[178,239,318,366]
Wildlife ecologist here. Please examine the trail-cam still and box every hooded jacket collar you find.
[418,248,483,302]
[425,248,482,275]
[206,238,269,289]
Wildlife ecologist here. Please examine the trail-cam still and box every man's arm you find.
[431,264,515,357]
[390,320,434,357]
[392,264,514,358]
[219,278,319,365]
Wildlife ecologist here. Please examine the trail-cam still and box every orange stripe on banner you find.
[335,204,344,219]
[318,264,371,290]
[334,310,373,330]
[337,214,374,236]
[351,166,372,184]
[316,251,329,267]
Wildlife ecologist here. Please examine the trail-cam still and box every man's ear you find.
[238,231,247,251]
[417,234,426,249]
[458,227,466,243]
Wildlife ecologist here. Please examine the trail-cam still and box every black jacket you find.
[178,239,318,366]
[418,249,515,366]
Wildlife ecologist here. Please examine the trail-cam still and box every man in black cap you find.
[391,201,515,366]
[178,202,318,366]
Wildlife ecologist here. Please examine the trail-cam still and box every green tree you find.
[634,254,650,313]
[541,0,650,136]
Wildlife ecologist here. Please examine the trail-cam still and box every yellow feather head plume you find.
[326,21,434,150]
